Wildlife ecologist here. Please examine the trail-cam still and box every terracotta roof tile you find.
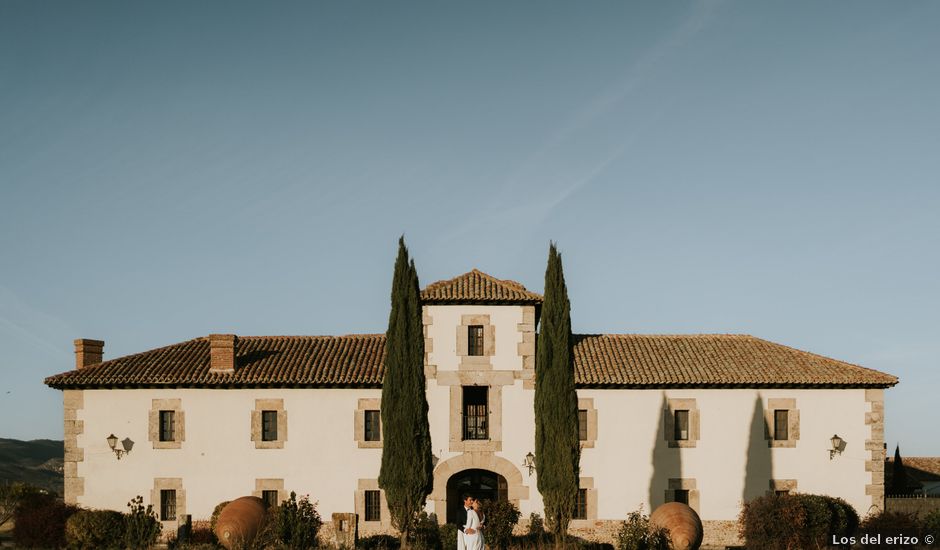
[573,334,897,387]
[45,335,385,389]
[420,269,542,304]
[44,333,897,389]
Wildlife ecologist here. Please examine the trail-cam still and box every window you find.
[674,410,690,441]
[159,410,175,442]
[364,410,381,442]
[774,410,789,441]
[262,490,279,509]
[462,386,488,440]
[775,490,790,496]
[578,409,588,441]
[572,488,587,520]
[673,489,690,505]
[364,490,381,521]
[262,410,278,442]
[468,325,484,356]
[160,489,176,521]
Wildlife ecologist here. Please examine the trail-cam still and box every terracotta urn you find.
[214,496,267,549]
[649,502,703,550]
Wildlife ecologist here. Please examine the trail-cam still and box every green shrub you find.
[739,493,860,550]
[527,512,545,538]
[0,482,43,527]
[615,508,670,550]
[66,509,126,549]
[480,499,521,550]
[124,495,162,549]
[13,492,80,549]
[274,491,322,549]
[410,511,442,550]
[437,523,457,550]
[859,510,921,549]
[924,509,940,538]
[358,534,400,550]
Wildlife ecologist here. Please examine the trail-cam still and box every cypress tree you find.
[890,445,910,495]
[534,243,580,548]
[378,237,434,549]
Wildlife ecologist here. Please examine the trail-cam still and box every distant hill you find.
[0,438,63,495]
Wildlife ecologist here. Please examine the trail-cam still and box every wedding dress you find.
[464,509,484,550]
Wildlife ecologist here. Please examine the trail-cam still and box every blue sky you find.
[1,1,938,454]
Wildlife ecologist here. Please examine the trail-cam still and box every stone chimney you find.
[74,339,104,370]
[209,334,237,373]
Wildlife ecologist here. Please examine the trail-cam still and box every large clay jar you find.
[649,502,703,550]
[214,496,267,549]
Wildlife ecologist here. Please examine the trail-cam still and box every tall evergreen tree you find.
[890,445,910,495]
[378,238,434,548]
[534,243,581,548]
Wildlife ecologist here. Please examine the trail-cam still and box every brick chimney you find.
[209,334,237,373]
[74,339,104,370]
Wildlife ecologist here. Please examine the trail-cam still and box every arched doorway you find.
[445,469,508,523]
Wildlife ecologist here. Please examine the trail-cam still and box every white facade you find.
[57,298,890,545]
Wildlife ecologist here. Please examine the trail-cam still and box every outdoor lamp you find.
[107,433,134,460]
[522,452,536,476]
[829,434,844,460]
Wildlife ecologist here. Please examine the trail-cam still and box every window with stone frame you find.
[160,489,177,521]
[765,398,799,448]
[364,490,381,521]
[468,325,484,356]
[665,398,699,448]
[159,411,175,442]
[262,410,278,442]
[364,410,381,442]
[672,489,690,505]
[149,399,184,449]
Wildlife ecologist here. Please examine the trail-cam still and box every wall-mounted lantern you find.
[829,434,845,460]
[107,433,134,460]
[522,451,536,476]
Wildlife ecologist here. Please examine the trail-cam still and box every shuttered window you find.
[364,410,381,442]
[262,410,278,442]
[468,325,484,356]
[365,490,381,521]
[159,410,175,442]
[572,488,587,520]
[578,410,588,441]
[160,489,176,521]
[774,410,789,441]
[674,410,690,441]
[262,490,279,509]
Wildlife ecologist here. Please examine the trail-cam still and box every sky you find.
[1,1,938,454]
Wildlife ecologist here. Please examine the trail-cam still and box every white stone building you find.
[44,269,897,546]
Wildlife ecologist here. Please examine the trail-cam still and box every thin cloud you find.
[435,2,725,248]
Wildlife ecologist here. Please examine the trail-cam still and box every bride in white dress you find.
[464,500,485,550]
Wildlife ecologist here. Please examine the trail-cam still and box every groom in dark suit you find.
[456,494,477,544]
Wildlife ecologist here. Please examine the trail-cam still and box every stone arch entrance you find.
[445,469,508,523]
[430,454,530,523]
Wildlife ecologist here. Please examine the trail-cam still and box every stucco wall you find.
[68,303,882,540]
[579,388,876,521]
[75,387,382,528]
